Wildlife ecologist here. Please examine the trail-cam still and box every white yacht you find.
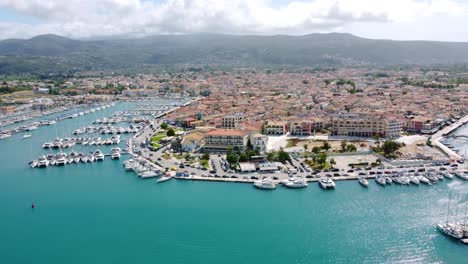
[87,154,95,162]
[22,134,32,139]
[139,170,158,178]
[454,171,468,180]
[283,177,308,188]
[441,172,454,179]
[52,138,62,149]
[385,176,393,184]
[425,172,438,182]
[111,147,121,160]
[55,152,67,166]
[30,160,38,168]
[253,177,278,190]
[417,174,430,184]
[94,150,105,161]
[157,175,172,183]
[124,159,136,170]
[375,175,386,186]
[319,177,336,189]
[80,155,88,163]
[0,133,12,140]
[110,135,121,144]
[26,125,38,131]
[358,176,369,187]
[409,175,420,185]
[437,223,464,239]
[37,156,49,168]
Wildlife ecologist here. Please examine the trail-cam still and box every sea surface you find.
[0,103,467,264]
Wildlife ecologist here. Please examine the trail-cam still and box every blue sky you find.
[0,0,467,41]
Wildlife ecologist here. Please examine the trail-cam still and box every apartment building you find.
[289,120,312,136]
[221,113,246,129]
[264,121,288,135]
[204,129,249,152]
[331,116,402,138]
[251,133,268,153]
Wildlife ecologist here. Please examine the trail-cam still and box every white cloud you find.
[0,0,466,39]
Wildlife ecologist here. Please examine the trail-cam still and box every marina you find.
[0,100,467,263]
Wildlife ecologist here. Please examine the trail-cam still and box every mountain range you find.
[1,33,468,74]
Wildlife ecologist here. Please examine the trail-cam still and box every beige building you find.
[204,129,249,151]
[264,121,288,135]
[221,113,246,129]
[331,116,402,138]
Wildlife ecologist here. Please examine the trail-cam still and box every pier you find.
[432,114,468,160]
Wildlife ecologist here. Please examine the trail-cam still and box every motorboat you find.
[437,223,464,239]
[94,150,105,161]
[454,171,468,180]
[385,177,392,184]
[283,177,308,188]
[417,174,430,184]
[441,172,454,179]
[52,138,62,149]
[42,141,53,149]
[409,175,420,185]
[157,176,172,183]
[37,156,49,168]
[0,133,12,140]
[319,177,335,189]
[124,159,136,170]
[22,134,32,139]
[254,177,278,190]
[80,155,88,163]
[30,160,38,168]
[358,176,369,187]
[26,125,38,131]
[55,152,67,166]
[87,154,95,162]
[110,135,121,144]
[425,172,438,182]
[435,173,444,181]
[375,175,386,186]
[139,170,158,178]
[111,147,121,160]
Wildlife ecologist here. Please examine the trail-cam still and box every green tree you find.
[314,152,328,165]
[277,148,291,163]
[341,141,347,152]
[160,123,169,130]
[322,141,331,152]
[239,152,249,162]
[346,144,357,152]
[166,128,176,137]
[312,146,321,154]
[201,152,210,161]
[246,138,253,150]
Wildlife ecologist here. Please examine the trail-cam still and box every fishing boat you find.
[22,134,32,139]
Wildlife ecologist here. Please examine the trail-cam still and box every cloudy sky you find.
[0,0,467,41]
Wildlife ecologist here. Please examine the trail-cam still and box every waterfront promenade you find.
[431,114,468,160]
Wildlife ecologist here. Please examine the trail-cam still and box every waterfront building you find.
[289,120,312,136]
[264,121,288,135]
[181,132,205,152]
[331,115,401,138]
[203,129,249,152]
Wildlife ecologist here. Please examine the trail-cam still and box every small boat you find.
[94,149,105,161]
[385,177,393,184]
[441,172,453,179]
[358,176,369,187]
[375,175,386,186]
[409,175,420,185]
[417,175,430,184]
[157,176,172,183]
[30,160,38,168]
[454,171,468,180]
[22,134,32,139]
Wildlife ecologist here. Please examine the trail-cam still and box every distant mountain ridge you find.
[1,33,468,74]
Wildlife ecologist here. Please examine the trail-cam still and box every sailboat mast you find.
[447,193,451,225]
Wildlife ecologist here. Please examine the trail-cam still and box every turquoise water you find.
[1,104,467,264]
